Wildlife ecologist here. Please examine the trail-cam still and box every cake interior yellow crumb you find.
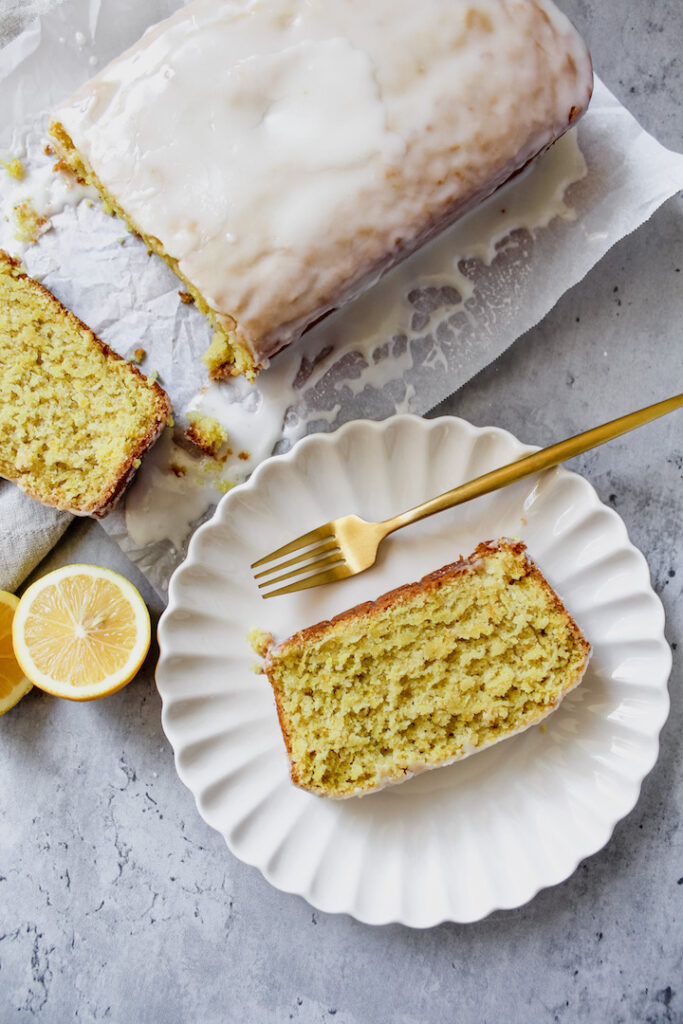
[201,332,237,376]
[248,627,273,659]
[2,157,24,180]
[185,410,228,456]
[13,200,48,244]
[0,255,167,512]
[267,545,588,797]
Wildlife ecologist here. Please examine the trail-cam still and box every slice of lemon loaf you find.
[263,539,590,798]
[0,251,170,516]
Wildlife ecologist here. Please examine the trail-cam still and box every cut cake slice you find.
[0,250,171,516]
[263,539,590,798]
[50,0,592,379]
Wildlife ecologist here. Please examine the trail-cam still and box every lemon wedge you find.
[12,565,150,701]
[0,590,32,714]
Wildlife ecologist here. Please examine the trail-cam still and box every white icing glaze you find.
[124,428,228,550]
[54,0,592,366]
[0,130,95,257]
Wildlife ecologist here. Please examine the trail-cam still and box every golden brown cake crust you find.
[0,250,171,516]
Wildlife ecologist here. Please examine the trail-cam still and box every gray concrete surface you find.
[1,2,681,1022]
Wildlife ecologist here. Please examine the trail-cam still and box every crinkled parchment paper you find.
[1,0,683,595]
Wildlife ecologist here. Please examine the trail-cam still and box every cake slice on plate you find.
[262,540,590,798]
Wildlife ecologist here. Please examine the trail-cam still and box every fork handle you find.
[382,393,683,535]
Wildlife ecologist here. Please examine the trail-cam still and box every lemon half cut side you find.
[0,590,32,714]
[12,565,150,701]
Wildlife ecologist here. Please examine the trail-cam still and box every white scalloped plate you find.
[156,415,671,926]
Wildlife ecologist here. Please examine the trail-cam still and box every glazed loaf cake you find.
[0,251,170,516]
[50,0,593,380]
[263,540,590,798]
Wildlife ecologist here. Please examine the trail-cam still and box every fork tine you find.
[256,552,346,590]
[253,540,340,580]
[261,562,353,598]
[250,524,335,568]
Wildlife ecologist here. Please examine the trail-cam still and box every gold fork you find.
[252,393,683,598]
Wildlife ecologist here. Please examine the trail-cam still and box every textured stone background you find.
[1,2,681,1022]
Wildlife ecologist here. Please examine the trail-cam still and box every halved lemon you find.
[12,565,150,701]
[0,590,32,714]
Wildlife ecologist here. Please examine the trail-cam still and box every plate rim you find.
[156,413,672,926]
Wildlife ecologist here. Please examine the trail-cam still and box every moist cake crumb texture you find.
[13,200,49,244]
[2,158,24,180]
[264,540,590,798]
[0,250,171,515]
[185,411,228,457]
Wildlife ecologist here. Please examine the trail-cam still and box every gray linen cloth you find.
[0,480,71,592]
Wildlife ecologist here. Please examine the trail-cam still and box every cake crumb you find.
[248,627,272,658]
[215,479,234,495]
[178,290,194,305]
[13,201,49,244]
[2,158,24,180]
[15,448,33,471]
[130,347,146,364]
[52,158,74,177]
[169,463,186,478]
[238,451,249,461]
[185,410,228,457]
[202,332,233,374]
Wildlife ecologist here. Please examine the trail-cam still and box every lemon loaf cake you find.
[0,251,170,516]
[50,0,592,380]
[263,540,590,798]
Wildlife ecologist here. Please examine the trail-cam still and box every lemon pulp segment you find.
[22,575,139,685]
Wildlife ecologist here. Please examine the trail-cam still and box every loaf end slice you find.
[0,250,171,516]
